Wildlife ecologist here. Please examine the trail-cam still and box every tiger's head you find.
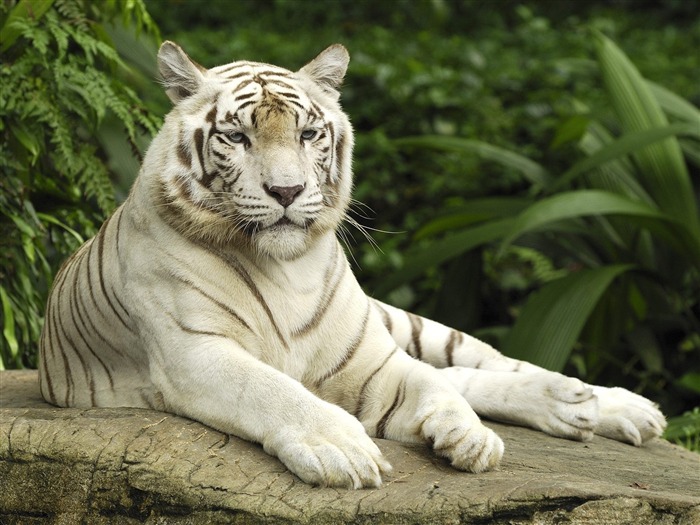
[147,42,354,260]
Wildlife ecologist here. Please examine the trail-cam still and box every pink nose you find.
[264,184,304,207]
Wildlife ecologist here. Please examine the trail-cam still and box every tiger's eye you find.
[227,132,248,144]
[301,129,317,141]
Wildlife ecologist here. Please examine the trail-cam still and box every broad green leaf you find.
[552,122,699,191]
[503,264,633,371]
[579,121,654,206]
[648,81,700,127]
[594,31,699,234]
[373,217,514,296]
[500,190,700,265]
[415,197,530,240]
[394,135,551,188]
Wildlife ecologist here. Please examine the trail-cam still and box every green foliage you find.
[665,408,700,453]
[385,32,700,424]
[0,0,160,368]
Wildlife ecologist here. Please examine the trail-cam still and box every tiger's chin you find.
[254,223,312,260]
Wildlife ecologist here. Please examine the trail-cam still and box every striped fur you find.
[39,42,665,488]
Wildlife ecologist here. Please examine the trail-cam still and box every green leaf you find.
[500,190,700,265]
[593,30,700,234]
[502,264,634,371]
[664,408,700,443]
[414,197,530,240]
[394,135,551,188]
[0,0,54,52]
[0,286,18,369]
[647,81,700,127]
[36,212,85,244]
[552,122,699,191]
[373,218,514,296]
[676,373,700,395]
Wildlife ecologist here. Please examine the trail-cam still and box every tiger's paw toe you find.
[592,386,666,446]
[419,399,504,473]
[267,405,391,489]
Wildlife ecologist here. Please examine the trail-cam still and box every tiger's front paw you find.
[418,396,503,473]
[527,372,600,442]
[265,403,392,489]
[591,386,666,446]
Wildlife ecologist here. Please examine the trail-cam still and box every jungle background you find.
[1,0,699,450]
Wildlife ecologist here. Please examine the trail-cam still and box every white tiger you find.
[38,42,666,488]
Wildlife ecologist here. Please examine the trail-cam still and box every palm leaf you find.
[394,135,551,188]
[593,31,699,234]
[502,264,634,371]
[372,217,514,296]
[552,122,699,190]
[414,197,530,240]
[500,190,700,265]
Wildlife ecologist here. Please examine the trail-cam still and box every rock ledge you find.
[1,370,698,524]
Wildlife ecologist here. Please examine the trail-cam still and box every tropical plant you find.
[379,32,700,427]
[0,0,161,369]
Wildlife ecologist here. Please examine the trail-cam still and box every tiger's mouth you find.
[241,215,311,236]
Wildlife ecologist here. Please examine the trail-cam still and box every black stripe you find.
[294,244,344,336]
[68,258,114,393]
[334,129,346,182]
[314,301,370,387]
[223,70,252,80]
[39,303,57,404]
[96,215,133,332]
[55,260,95,404]
[232,79,255,95]
[376,381,406,439]
[327,122,335,182]
[167,311,230,339]
[177,136,192,169]
[236,100,256,112]
[114,205,126,260]
[445,330,461,367]
[407,312,423,360]
[193,127,213,187]
[234,92,256,101]
[210,253,288,349]
[171,273,252,333]
[256,70,291,78]
[354,347,399,419]
[273,91,300,99]
[49,267,83,406]
[374,302,393,334]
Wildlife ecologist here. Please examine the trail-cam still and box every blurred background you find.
[1,0,699,449]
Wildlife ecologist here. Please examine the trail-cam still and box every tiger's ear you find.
[299,44,349,96]
[158,41,207,103]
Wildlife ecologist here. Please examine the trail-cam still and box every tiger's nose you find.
[264,184,305,207]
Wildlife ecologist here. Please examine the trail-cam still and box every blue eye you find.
[301,129,317,141]
[227,132,248,144]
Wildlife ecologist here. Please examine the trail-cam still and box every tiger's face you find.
[152,43,354,260]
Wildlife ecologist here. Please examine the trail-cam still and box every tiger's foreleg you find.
[149,336,390,489]
[371,299,666,445]
[315,313,504,474]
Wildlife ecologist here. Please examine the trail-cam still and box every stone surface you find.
[1,370,698,524]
